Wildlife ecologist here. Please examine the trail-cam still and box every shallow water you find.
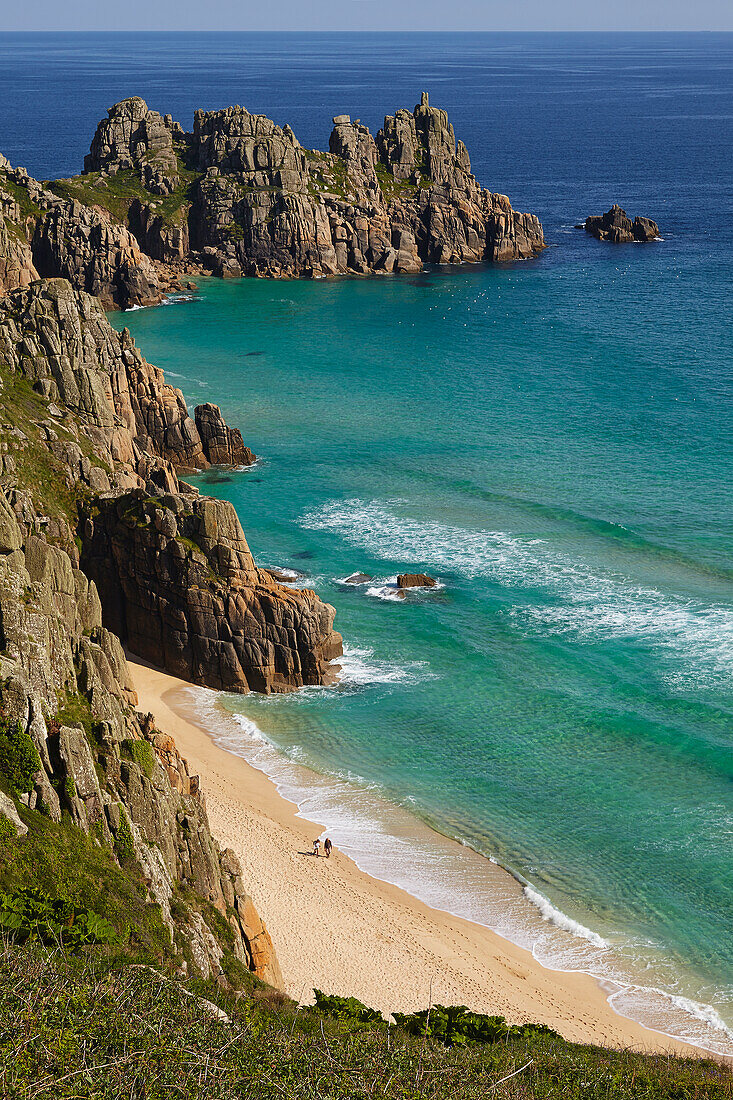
[3,28,730,1053]
[115,254,733,1050]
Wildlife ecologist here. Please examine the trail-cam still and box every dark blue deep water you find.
[2,32,731,1052]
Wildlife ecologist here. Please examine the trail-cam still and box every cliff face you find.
[0,278,340,696]
[0,193,38,298]
[0,277,342,989]
[0,484,282,987]
[0,158,166,310]
[0,93,544,309]
[81,490,342,694]
[1,278,221,476]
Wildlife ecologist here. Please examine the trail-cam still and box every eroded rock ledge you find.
[0,93,545,307]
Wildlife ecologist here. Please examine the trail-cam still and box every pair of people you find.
[313,836,332,858]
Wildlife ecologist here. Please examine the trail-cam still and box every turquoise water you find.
[16,26,726,1053]
[114,252,733,1049]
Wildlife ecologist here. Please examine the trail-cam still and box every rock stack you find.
[583,204,659,242]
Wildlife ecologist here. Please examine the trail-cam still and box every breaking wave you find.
[301,499,733,689]
[523,885,609,949]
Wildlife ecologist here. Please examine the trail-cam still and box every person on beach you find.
[313,838,321,858]
[324,837,333,858]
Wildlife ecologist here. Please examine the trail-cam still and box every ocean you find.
[2,30,731,1054]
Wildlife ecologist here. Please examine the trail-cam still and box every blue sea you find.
[2,31,731,1054]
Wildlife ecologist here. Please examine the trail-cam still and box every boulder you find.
[0,791,27,837]
[396,573,437,589]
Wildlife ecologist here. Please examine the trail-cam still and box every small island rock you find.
[583,205,659,243]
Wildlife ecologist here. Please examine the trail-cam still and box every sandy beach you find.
[128,658,701,1057]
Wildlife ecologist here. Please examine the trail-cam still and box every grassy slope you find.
[47,164,201,228]
[0,939,730,1100]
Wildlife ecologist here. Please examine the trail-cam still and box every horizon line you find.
[1,28,732,35]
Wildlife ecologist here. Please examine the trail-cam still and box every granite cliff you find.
[0,289,285,982]
[0,94,544,307]
[0,275,341,991]
[0,485,282,986]
[0,278,341,694]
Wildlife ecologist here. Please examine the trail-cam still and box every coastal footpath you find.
[1,93,544,307]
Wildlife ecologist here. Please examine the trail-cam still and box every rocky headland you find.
[0,93,545,308]
[582,204,660,242]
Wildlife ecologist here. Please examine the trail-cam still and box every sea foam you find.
[301,499,733,689]
[523,884,609,949]
[175,680,733,1056]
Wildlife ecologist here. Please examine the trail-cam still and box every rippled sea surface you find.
[3,29,731,1052]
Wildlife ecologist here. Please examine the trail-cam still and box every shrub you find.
[113,806,136,863]
[123,738,156,779]
[56,691,95,741]
[392,1004,559,1047]
[221,951,249,990]
[313,989,383,1023]
[0,718,41,796]
[0,885,118,948]
[0,806,171,964]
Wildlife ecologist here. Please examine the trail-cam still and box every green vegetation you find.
[0,718,41,797]
[375,161,424,201]
[313,989,382,1024]
[0,940,729,1100]
[121,737,156,779]
[392,1004,557,1047]
[0,366,107,528]
[112,805,135,863]
[0,169,43,220]
[56,690,95,741]
[0,804,171,964]
[305,151,354,201]
[0,885,117,947]
[47,164,202,228]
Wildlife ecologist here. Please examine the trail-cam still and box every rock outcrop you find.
[0,278,207,474]
[195,403,255,466]
[0,158,166,310]
[0,481,281,987]
[397,573,437,589]
[1,92,545,309]
[179,91,544,276]
[0,93,545,309]
[31,199,162,310]
[85,96,181,191]
[0,186,38,297]
[583,205,659,243]
[0,278,341,696]
[81,491,341,694]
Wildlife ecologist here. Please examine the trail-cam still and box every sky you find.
[1,0,731,32]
